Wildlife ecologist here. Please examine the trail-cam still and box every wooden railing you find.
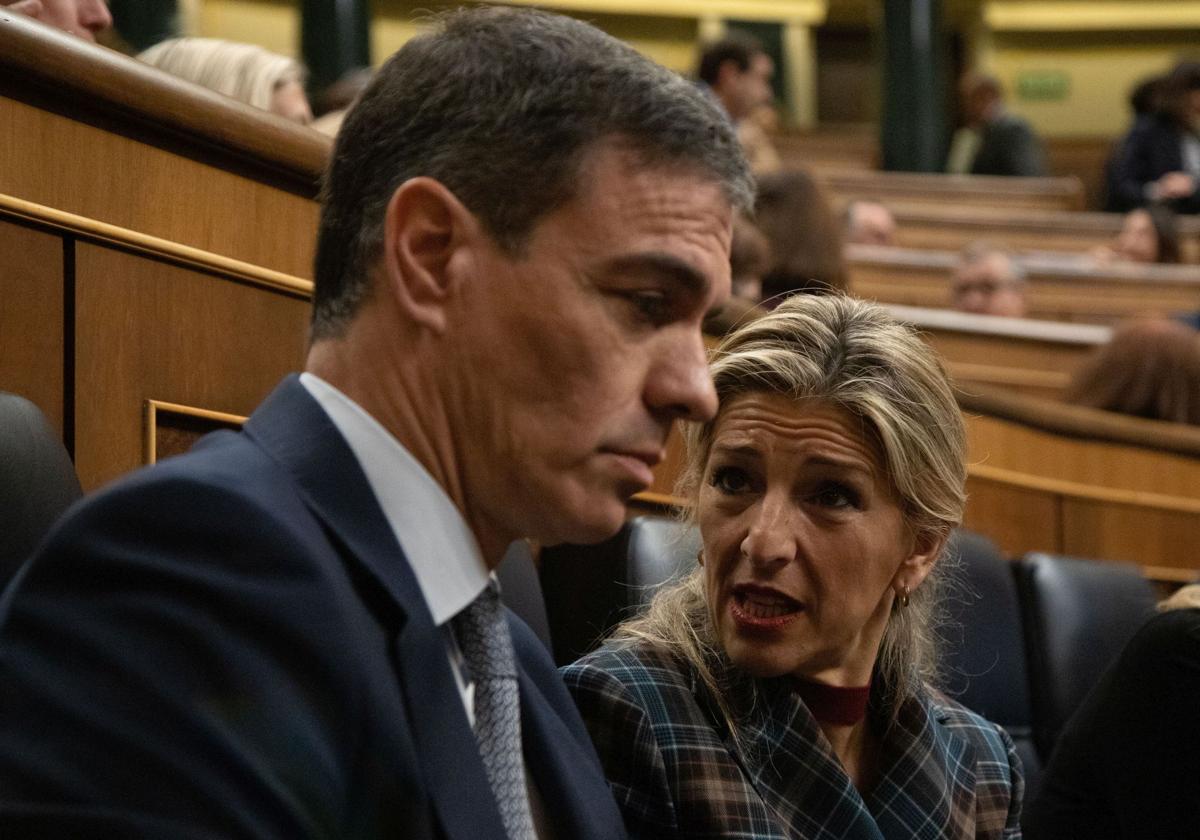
[884,203,1200,263]
[847,244,1200,325]
[881,304,1109,400]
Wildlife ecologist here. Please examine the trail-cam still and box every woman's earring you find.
[897,583,910,609]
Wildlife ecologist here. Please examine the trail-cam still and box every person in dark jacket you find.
[1108,61,1200,214]
[1024,587,1200,839]
[948,74,1045,177]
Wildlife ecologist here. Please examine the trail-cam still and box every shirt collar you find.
[299,372,489,626]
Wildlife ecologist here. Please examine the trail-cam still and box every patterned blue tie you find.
[452,582,537,840]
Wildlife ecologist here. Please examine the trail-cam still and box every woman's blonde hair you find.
[138,37,305,113]
[615,294,968,727]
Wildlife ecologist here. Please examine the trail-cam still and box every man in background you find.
[844,199,897,246]
[1,0,111,41]
[951,242,1028,318]
[0,7,752,838]
[948,73,1046,177]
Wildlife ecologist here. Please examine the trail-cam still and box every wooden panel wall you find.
[0,97,319,280]
[0,219,63,432]
[73,244,310,490]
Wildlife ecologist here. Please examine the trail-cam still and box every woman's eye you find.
[710,466,750,494]
[813,483,859,509]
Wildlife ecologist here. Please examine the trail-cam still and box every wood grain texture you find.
[0,12,328,183]
[0,97,319,279]
[73,243,309,490]
[0,219,63,432]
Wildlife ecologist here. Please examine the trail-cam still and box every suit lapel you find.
[243,377,506,840]
[518,667,621,840]
[867,693,977,840]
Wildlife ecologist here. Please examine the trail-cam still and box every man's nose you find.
[645,331,718,422]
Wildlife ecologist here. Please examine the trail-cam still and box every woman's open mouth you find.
[730,584,804,630]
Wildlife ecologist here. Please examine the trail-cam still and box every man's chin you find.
[538,499,629,548]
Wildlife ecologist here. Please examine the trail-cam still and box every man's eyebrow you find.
[603,252,711,299]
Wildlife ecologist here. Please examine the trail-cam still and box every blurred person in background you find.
[951,242,1028,318]
[1066,318,1200,425]
[1104,74,1167,212]
[1109,61,1200,214]
[138,37,312,125]
[754,169,847,304]
[1,0,111,41]
[1091,206,1181,265]
[947,73,1045,177]
[311,66,373,137]
[697,32,774,125]
[844,200,897,247]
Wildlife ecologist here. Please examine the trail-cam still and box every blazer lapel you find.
[730,680,886,840]
[867,694,977,840]
[518,668,624,840]
[244,377,506,840]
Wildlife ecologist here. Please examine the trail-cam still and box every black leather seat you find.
[539,515,699,666]
[1016,552,1158,762]
[0,392,82,589]
[496,539,552,654]
[939,529,1041,798]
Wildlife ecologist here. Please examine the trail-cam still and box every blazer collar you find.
[731,677,977,840]
[243,376,507,840]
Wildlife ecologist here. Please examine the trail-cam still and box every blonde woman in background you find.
[138,37,312,125]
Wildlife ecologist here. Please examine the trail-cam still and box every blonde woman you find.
[1025,583,1200,839]
[138,37,312,125]
[563,294,1023,838]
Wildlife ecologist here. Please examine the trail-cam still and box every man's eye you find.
[710,466,750,494]
[812,483,859,509]
[627,291,669,323]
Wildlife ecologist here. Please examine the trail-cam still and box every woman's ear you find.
[893,528,947,595]
[379,177,478,333]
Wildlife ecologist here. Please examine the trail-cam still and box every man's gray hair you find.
[959,241,1027,283]
[312,6,754,339]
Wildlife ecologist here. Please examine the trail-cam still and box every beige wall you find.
[192,0,299,58]
[984,32,1199,138]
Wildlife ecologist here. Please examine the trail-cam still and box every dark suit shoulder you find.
[0,431,422,839]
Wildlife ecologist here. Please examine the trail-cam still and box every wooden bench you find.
[883,203,1200,263]
[817,168,1085,213]
[847,244,1200,325]
[881,304,1109,400]
[960,387,1200,583]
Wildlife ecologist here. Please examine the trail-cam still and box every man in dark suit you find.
[948,73,1045,177]
[0,8,753,838]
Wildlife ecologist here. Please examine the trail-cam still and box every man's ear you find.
[380,177,477,333]
[892,527,948,595]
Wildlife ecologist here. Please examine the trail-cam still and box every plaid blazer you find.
[562,643,1023,840]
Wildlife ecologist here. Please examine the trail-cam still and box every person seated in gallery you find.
[946,73,1045,177]
[563,294,1024,839]
[1091,206,1181,265]
[1066,318,1200,425]
[138,36,313,125]
[951,242,1028,318]
[844,200,897,247]
[1108,60,1200,214]
[754,169,847,304]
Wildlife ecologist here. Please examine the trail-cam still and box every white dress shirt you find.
[299,372,488,721]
